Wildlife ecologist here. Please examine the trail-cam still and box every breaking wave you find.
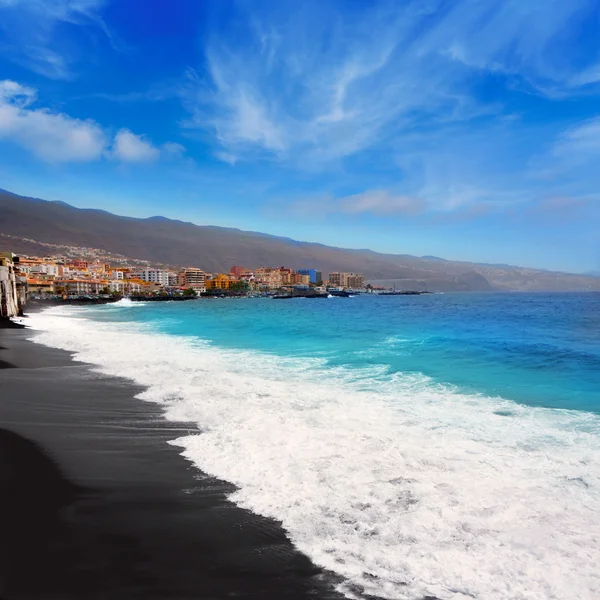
[26,306,600,600]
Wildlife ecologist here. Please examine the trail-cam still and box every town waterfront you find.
[25,292,600,600]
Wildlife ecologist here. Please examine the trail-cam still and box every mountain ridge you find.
[1,189,598,292]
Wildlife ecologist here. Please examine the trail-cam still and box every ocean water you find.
[26,293,600,600]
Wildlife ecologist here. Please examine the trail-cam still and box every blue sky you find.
[0,0,599,273]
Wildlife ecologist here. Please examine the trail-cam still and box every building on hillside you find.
[230,265,246,278]
[124,269,143,279]
[110,270,124,280]
[16,257,42,271]
[168,272,179,286]
[30,263,60,277]
[140,269,170,286]
[297,269,322,284]
[67,260,88,270]
[178,268,206,291]
[89,262,110,274]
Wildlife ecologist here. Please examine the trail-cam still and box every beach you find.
[2,293,598,600]
[0,320,344,600]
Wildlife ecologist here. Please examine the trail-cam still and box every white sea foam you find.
[105,297,148,308]
[26,308,600,600]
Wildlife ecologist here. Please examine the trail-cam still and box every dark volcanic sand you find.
[0,324,344,600]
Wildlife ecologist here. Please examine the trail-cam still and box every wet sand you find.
[0,322,344,600]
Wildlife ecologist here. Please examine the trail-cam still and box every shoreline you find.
[0,320,344,599]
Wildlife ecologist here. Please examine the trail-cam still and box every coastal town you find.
[1,248,369,317]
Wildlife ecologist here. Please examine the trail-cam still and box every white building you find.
[30,263,60,277]
[108,280,142,294]
[140,269,169,286]
[62,266,88,278]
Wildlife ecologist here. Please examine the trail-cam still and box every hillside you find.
[1,189,599,291]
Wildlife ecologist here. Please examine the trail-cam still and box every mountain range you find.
[1,188,598,292]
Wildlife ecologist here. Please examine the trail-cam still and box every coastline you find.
[0,319,344,600]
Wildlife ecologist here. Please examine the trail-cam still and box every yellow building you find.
[205,273,236,290]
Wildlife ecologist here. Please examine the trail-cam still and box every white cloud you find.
[0,80,106,162]
[187,0,599,165]
[0,80,36,105]
[0,79,182,164]
[111,129,160,162]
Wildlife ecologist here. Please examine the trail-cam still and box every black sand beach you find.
[0,322,344,600]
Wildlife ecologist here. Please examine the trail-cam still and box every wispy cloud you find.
[162,142,186,158]
[337,190,425,216]
[0,79,183,164]
[278,189,426,221]
[184,0,599,167]
[420,0,599,97]
[529,116,600,193]
[552,117,600,161]
[0,0,113,79]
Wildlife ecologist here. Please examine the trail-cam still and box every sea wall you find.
[0,253,26,318]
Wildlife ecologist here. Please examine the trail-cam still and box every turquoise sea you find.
[28,292,600,600]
